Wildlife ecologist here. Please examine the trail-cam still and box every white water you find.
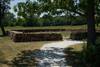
[35,40,83,67]
[41,40,83,50]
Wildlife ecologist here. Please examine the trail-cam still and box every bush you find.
[64,41,100,67]
[71,21,86,25]
[70,31,100,40]
[22,22,40,27]
[70,31,87,40]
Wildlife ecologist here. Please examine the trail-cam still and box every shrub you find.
[64,42,100,67]
[22,22,40,27]
[70,31,100,40]
[70,31,87,40]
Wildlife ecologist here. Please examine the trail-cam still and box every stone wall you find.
[9,31,62,42]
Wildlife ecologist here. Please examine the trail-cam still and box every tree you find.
[86,0,96,45]
[96,0,100,26]
[37,0,99,45]
[14,0,39,26]
[0,0,11,36]
[3,12,16,26]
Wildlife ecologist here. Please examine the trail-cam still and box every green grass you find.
[5,25,87,31]
[0,36,52,61]
[5,25,100,30]
[0,36,54,67]
[0,25,100,35]
[67,43,86,51]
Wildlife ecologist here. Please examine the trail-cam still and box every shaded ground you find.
[0,36,51,67]
[4,40,84,67]
[64,47,85,67]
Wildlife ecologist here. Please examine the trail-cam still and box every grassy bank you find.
[0,36,52,60]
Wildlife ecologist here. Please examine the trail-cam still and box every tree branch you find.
[66,8,86,16]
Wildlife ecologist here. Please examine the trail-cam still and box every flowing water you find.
[33,40,83,67]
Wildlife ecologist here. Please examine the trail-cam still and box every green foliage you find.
[0,0,12,35]
[14,0,39,24]
[70,32,100,40]
[81,40,100,67]
[15,17,25,26]
[1,0,100,27]
[64,41,100,67]
[70,32,87,40]
[3,12,16,26]
[37,16,86,26]
[9,0,99,27]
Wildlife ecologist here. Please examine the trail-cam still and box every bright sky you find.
[10,0,26,13]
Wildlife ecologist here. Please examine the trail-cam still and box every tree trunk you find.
[0,20,6,36]
[0,26,6,36]
[87,0,96,45]
[0,2,6,36]
[0,11,6,36]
